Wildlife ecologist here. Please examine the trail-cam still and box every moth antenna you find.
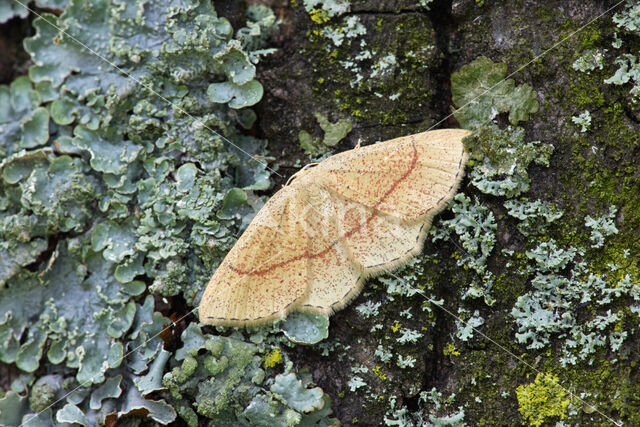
[285,162,320,187]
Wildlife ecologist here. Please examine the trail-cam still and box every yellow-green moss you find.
[309,9,331,24]
[443,342,460,357]
[516,373,569,426]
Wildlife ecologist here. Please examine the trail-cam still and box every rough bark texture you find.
[1,0,638,424]
[253,0,638,424]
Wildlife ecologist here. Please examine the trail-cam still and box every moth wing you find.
[292,183,363,314]
[313,129,469,222]
[199,187,310,326]
[200,129,470,324]
[325,194,426,273]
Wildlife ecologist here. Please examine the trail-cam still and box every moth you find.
[200,129,470,326]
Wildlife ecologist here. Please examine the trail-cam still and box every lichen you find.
[571,110,592,132]
[298,112,353,156]
[5,1,640,425]
[431,193,497,304]
[296,2,440,126]
[0,1,291,425]
[451,56,539,129]
[264,348,283,368]
[161,324,338,425]
[462,125,553,198]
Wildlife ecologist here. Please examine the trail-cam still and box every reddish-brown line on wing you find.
[228,141,419,276]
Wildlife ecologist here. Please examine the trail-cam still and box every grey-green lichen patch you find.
[604,2,640,98]
[585,205,618,248]
[0,0,294,425]
[383,390,465,426]
[208,80,264,109]
[503,198,563,236]
[463,125,553,198]
[298,112,353,156]
[0,0,70,23]
[72,127,142,175]
[0,148,52,185]
[0,0,29,23]
[2,296,174,426]
[431,193,497,304]
[0,241,139,383]
[21,155,98,233]
[162,323,339,426]
[451,56,539,129]
[281,312,330,345]
[506,202,638,366]
[29,375,62,413]
[270,373,325,413]
[0,391,29,427]
[0,77,50,157]
[7,0,279,307]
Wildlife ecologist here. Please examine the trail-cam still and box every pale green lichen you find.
[455,309,485,342]
[355,301,382,318]
[0,0,29,23]
[162,324,338,425]
[572,49,606,73]
[451,56,539,129]
[347,376,367,392]
[604,2,640,98]
[396,355,416,369]
[431,193,497,304]
[383,392,465,426]
[509,219,633,365]
[503,198,563,236]
[396,328,423,344]
[280,312,330,345]
[0,77,50,155]
[571,110,592,133]
[0,1,292,425]
[462,125,553,198]
[585,206,618,248]
[298,112,353,156]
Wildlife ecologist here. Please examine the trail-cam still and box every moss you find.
[557,360,640,423]
[302,13,440,128]
[309,8,331,24]
[557,98,640,260]
[442,342,460,357]
[515,373,569,426]
[566,73,606,109]
[440,333,524,426]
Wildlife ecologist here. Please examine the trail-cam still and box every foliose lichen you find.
[451,56,539,129]
[162,323,338,426]
[0,0,298,425]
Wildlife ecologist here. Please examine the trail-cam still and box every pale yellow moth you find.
[200,129,470,326]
